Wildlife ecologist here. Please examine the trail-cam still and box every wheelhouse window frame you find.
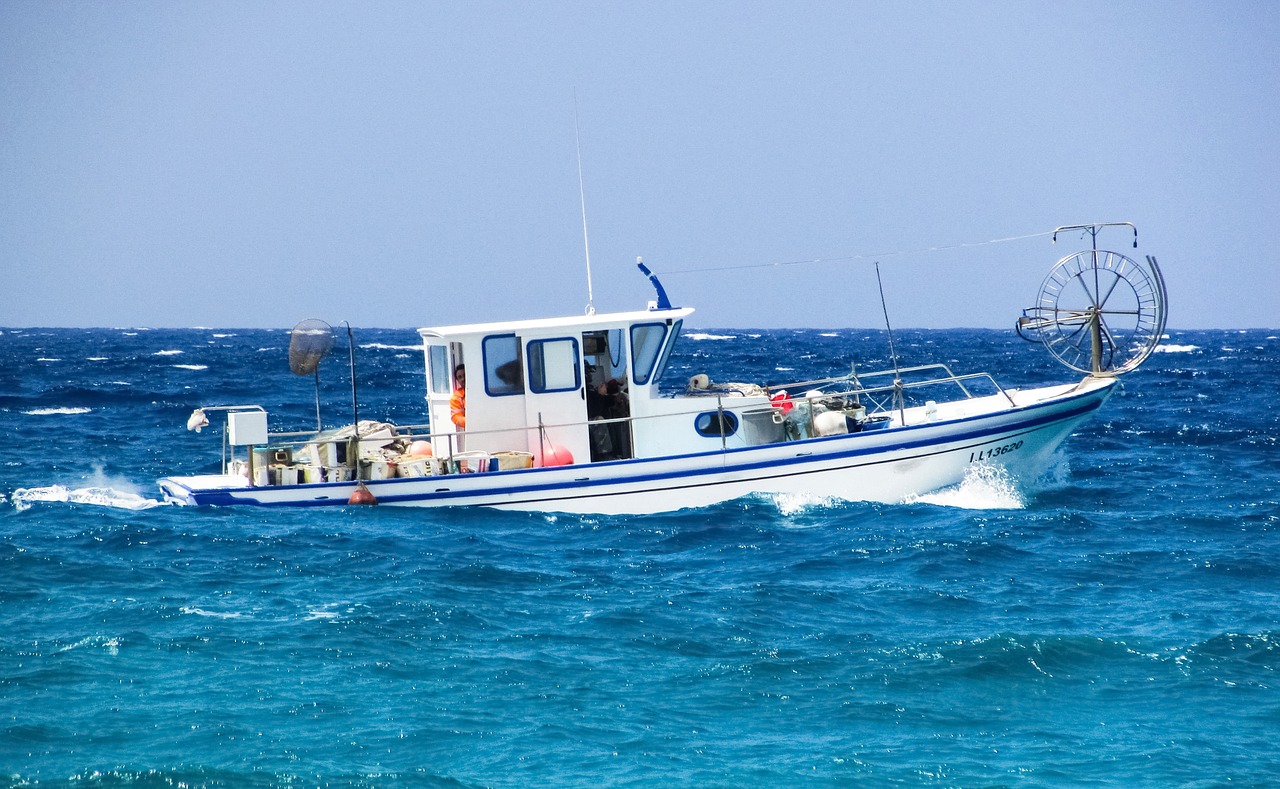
[427,344,451,395]
[651,319,683,385]
[526,337,582,394]
[630,322,669,386]
[482,334,525,397]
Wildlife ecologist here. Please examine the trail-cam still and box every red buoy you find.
[539,444,574,467]
[348,481,378,505]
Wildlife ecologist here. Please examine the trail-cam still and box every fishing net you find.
[289,319,334,376]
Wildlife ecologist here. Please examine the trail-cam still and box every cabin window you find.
[427,345,451,395]
[527,338,581,393]
[482,334,525,396]
[694,410,739,438]
[608,328,626,377]
[630,323,668,385]
[652,319,683,384]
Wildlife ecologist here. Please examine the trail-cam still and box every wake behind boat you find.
[158,223,1167,513]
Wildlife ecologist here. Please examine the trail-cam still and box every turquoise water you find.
[2,327,1277,786]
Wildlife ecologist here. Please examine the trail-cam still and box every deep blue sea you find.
[1,325,1277,787]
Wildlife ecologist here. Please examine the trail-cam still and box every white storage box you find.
[228,410,268,446]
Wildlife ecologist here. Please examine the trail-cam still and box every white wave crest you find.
[23,407,91,415]
[56,635,121,656]
[153,349,184,356]
[11,465,166,511]
[907,463,1025,510]
[766,491,846,517]
[360,342,423,351]
[172,364,208,371]
[685,332,735,341]
[1154,344,1198,353]
[180,606,245,619]
[10,485,165,512]
[304,609,342,621]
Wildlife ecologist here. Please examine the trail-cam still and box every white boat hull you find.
[158,377,1115,514]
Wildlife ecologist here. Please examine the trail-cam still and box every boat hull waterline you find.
[158,378,1114,514]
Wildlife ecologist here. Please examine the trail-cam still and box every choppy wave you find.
[765,491,849,516]
[171,364,208,371]
[21,406,91,415]
[360,342,423,351]
[55,635,122,656]
[9,485,165,511]
[179,606,246,619]
[1155,344,1199,353]
[685,332,735,340]
[905,462,1026,509]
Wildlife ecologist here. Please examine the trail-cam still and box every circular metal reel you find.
[1030,249,1167,375]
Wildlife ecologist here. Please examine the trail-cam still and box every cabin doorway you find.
[582,329,632,461]
[424,340,466,455]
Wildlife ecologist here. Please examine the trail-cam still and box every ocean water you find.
[1,326,1277,787]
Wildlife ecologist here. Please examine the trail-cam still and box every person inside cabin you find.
[586,370,630,460]
[450,364,466,430]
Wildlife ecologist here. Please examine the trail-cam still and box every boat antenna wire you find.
[659,229,1056,275]
[574,90,595,316]
[874,262,906,420]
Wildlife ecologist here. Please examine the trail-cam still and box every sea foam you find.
[10,485,164,512]
[906,462,1026,509]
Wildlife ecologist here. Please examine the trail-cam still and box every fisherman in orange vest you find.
[450,364,466,429]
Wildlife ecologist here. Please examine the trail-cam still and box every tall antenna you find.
[574,90,595,315]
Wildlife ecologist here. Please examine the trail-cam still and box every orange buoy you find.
[348,481,378,505]
[408,440,433,457]
[539,444,574,467]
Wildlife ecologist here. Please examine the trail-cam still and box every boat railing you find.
[768,364,1014,412]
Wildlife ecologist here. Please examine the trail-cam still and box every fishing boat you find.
[158,223,1167,513]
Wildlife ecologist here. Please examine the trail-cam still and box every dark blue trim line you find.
[183,383,1109,508]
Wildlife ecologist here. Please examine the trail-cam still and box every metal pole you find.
[1090,308,1104,374]
[313,369,322,431]
[346,323,359,469]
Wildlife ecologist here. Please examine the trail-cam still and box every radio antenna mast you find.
[574,90,595,315]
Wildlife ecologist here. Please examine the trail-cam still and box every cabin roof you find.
[417,305,694,339]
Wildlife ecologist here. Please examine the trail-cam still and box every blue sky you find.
[1,1,1275,329]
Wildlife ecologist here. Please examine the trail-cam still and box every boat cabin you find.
[419,306,693,466]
